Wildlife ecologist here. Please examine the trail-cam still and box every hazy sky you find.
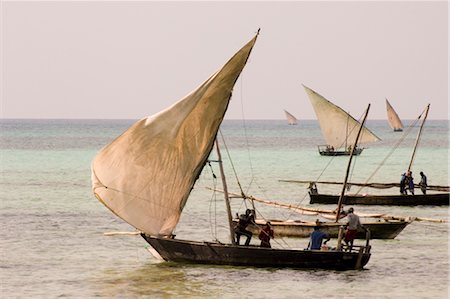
[1,1,448,119]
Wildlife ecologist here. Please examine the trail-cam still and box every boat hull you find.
[309,193,449,206]
[141,235,371,270]
[245,220,408,239]
[319,147,363,156]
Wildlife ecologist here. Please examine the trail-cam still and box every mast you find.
[215,139,236,245]
[407,104,430,172]
[335,104,371,221]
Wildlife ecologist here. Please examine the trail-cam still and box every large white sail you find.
[284,110,298,125]
[386,98,404,131]
[304,85,380,149]
[91,33,258,237]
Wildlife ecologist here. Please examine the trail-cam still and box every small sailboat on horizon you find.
[386,98,404,132]
[284,109,298,125]
[303,85,381,156]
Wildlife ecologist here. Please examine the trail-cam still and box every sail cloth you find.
[303,85,381,149]
[284,110,298,125]
[91,33,259,237]
[385,99,404,131]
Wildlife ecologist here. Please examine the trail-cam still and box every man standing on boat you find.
[235,209,255,246]
[344,208,365,251]
[419,171,428,194]
[405,171,415,195]
[400,173,407,195]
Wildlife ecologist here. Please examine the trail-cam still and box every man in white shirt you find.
[344,208,366,251]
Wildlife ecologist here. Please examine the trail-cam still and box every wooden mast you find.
[407,104,430,172]
[335,104,371,222]
[215,139,236,245]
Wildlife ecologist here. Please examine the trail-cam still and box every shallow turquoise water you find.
[1,119,448,298]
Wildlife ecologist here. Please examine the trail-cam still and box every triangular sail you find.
[303,85,380,149]
[386,99,404,131]
[91,33,258,237]
[284,110,298,125]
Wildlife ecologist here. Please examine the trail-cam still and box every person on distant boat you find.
[325,145,334,152]
[419,171,428,195]
[258,221,274,248]
[308,182,318,195]
[343,208,366,251]
[405,171,415,195]
[308,226,330,250]
[400,173,407,195]
[235,209,255,246]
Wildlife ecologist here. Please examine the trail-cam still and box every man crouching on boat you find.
[235,209,255,246]
[343,208,366,251]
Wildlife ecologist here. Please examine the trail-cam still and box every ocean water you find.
[1,119,448,298]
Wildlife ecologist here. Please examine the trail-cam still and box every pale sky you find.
[1,1,448,120]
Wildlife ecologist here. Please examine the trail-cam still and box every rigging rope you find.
[238,74,257,193]
[206,161,219,240]
[311,109,367,196]
[219,130,246,199]
[235,76,278,214]
[354,111,424,195]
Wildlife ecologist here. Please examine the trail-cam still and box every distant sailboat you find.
[284,110,298,125]
[386,98,404,132]
[303,85,380,156]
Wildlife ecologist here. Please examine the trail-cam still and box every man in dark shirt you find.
[235,209,255,245]
[419,171,428,194]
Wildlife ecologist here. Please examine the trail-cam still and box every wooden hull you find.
[245,219,408,239]
[309,192,449,206]
[142,234,370,270]
[141,235,371,270]
[319,147,363,156]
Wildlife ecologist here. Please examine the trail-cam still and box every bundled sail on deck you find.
[303,85,380,150]
[91,35,258,237]
[386,98,404,131]
[284,110,298,125]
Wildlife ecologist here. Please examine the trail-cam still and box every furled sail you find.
[284,110,298,125]
[386,98,404,131]
[91,33,258,237]
[303,85,380,149]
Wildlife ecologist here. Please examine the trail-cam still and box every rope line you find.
[354,111,424,195]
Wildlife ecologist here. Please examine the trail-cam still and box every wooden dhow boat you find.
[307,182,449,206]
[244,218,408,239]
[284,109,298,125]
[91,30,371,270]
[386,98,404,132]
[303,85,380,156]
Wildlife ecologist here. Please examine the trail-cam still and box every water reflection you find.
[92,262,211,297]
